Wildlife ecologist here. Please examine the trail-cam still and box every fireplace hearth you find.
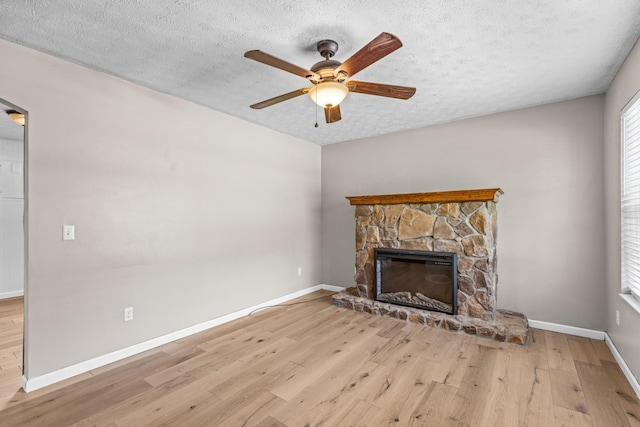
[333,188,529,345]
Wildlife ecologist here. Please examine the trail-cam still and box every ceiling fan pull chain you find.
[314,81,319,128]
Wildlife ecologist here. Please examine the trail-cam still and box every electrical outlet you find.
[297,267,302,276]
[616,309,620,326]
[62,225,75,241]
[124,307,134,322]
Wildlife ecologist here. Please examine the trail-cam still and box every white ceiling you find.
[1,1,640,145]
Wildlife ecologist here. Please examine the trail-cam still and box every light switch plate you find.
[62,225,75,241]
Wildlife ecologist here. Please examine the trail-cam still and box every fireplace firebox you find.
[374,248,458,315]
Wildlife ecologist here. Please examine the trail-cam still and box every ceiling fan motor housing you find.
[310,59,342,82]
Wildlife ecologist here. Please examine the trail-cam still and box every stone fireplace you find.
[332,188,529,344]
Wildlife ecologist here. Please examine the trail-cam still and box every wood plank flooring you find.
[0,296,23,400]
[0,291,639,426]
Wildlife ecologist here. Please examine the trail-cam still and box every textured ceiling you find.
[1,1,640,145]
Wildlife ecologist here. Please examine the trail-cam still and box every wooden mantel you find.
[346,188,503,206]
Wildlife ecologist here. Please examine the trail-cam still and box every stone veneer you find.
[332,189,529,345]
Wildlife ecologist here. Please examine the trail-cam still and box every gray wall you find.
[321,95,605,330]
[605,37,640,381]
[0,39,322,378]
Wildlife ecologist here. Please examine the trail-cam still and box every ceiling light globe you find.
[7,112,25,126]
[308,81,349,107]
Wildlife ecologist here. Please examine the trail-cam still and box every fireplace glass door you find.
[374,249,457,315]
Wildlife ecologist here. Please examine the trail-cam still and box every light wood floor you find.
[0,297,23,392]
[0,291,639,426]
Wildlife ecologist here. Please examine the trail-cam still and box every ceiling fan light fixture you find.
[245,32,414,124]
[308,81,349,108]
[6,110,25,126]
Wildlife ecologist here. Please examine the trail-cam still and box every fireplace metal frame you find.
[374,248,458,315]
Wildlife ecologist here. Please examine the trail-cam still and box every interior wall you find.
[321,95,605,330]
[0,137,24,298]
[604,37,640,382]
[0,38,322,378]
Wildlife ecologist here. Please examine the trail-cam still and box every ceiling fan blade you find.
[324,105,342,123]
[347,81,416,100]
[244,50,320,81]
[250,88,309,109]
[334,32,402,79]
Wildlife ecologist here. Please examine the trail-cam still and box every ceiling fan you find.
[244,32,416,124]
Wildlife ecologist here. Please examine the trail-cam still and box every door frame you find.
[0,97,28,383]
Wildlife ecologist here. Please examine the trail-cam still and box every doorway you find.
[0,98,26,393]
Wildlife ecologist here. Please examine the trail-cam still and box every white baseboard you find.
[0,290,24,299]
[529,319,640,400]
[21,291,640,403]
[22,284,343,393]
[319,284,345,292]
[528,319,606,340]
[605,334,640,400]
